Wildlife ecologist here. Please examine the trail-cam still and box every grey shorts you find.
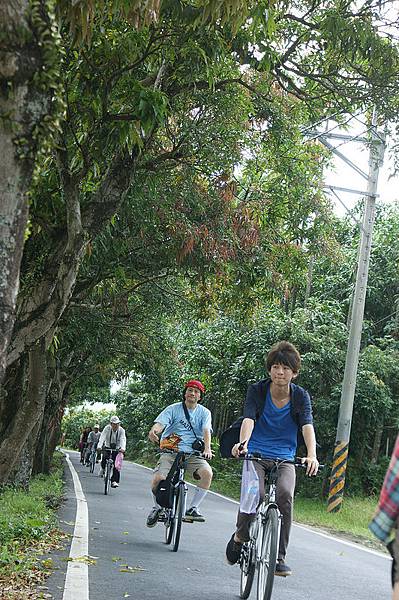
[154,452,212,479]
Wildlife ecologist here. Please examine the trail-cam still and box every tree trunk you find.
[304,255,314,306]
[0,1,58,384]
[0,337,47,484]
[370,421,384,464]
[33,359,68,475]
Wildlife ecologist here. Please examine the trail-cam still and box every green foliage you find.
[62,407,114,448]
[0,453,63,577]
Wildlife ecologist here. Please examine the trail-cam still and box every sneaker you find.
[226,533,243,565]
[183,507,205,522]
[111,482,119,488]
[275,559,292,577]
[146,507,163,528]
[157,509,167,522]
[99,468,104,477]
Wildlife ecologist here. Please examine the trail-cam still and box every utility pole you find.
[326,111,386,512]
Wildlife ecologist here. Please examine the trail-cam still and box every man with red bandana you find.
[146,379,213,527]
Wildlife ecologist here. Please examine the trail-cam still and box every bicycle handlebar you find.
[238,453,324,469]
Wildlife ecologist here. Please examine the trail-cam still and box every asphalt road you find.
[43,451,390,600]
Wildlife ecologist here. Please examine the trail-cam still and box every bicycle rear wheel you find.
[257,507,279,600]
[172,483,185,552]
[239,539,256,599]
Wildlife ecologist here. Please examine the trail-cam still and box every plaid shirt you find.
[369,435,399,543]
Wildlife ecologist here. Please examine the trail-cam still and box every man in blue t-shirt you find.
[146,380,213,527]
[225,341,319,577]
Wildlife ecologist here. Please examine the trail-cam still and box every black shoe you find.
[275,559,292,576]
[226,533,243,565]
[146,507,163,528]
[183,507,205,522]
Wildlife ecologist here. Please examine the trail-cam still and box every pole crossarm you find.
[324,184,379,198]
[307,130,370,144]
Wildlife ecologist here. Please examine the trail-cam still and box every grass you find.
[293,496,385,550]
[0,452,65,598]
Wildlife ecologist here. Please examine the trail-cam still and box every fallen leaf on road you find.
[66,555,97,565]
[41,559,53,569]
[119,565,146,573]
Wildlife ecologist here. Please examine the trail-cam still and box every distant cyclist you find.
[146,380,213,527]
[98,416,126,488]
[85,424,101,465]
[225,341,319,577]
[79,426,91,463]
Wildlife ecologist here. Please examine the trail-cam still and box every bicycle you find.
[161,449,201,552]
[238,455,311,600]
[88,445,97,473]
[102,447,116,495]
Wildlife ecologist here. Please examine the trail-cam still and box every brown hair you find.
[266,341,301,373]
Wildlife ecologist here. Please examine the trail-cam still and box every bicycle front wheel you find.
[239,539,256,599]
[257,507,279,600]
[104,461,111,495]
[172,483,186,552]
[90,453,95,473]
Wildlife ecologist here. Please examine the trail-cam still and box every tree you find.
[2,0,399,486]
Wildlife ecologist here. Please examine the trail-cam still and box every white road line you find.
[294,523,389,559]
[62,451,89,600]
[131,460,388,560]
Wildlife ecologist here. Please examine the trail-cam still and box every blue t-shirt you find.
[248,389,297,460]
[156,402,212,453]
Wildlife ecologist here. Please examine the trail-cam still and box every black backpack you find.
[219,416,245,458]
[155,452,181,508]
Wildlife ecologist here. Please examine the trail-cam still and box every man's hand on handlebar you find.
[231,440,248,458]
[148,429,161,445]
[203,447,213,459]
[301,456,319,476]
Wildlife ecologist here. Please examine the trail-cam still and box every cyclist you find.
[85,424,101,465]
[98,416,126,488]
[146,379,213,527]
[79,426,91,463]
[225,341,319,577]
